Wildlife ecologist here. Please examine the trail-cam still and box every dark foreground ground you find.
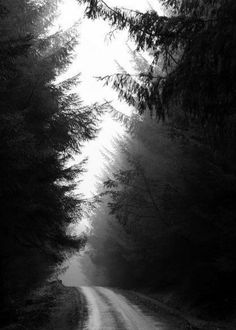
[119,290,235,330]
[1,281,86,330]
[2,282,235,330]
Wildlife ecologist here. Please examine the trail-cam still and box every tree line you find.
[0,0,235,324]
[81,0,236,320]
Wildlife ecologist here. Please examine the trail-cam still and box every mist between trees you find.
[0,0,236,326]
[79,0,236,321]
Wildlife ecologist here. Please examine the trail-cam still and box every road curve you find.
[79,286,171,330]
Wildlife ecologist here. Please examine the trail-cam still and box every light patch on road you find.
[80,286,167,329]
[80,287,102,329]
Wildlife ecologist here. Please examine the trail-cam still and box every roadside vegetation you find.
[2,280,86,330]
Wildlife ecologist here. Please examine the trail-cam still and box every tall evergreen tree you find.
[79,0,236,161]
[0,0,103,321]
[76,0,235,320]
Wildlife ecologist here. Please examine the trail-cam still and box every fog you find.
[60,0,162,286]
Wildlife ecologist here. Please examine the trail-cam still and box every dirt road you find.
[79,286,179,330]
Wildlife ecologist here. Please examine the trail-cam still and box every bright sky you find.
[57,0,162,285]
[57,0,162,206]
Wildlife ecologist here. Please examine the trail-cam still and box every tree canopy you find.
[79,0,236,157]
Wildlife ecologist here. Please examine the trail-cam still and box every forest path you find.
[78,286,180,330]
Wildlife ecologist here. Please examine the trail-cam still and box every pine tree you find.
[79,0,236,158]
[77,0,236,319]
[0,0,103,319]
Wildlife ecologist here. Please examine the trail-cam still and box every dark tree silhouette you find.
[0,0,103,323]
[77,0,236,320]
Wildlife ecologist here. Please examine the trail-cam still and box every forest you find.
[0,0,235,328]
